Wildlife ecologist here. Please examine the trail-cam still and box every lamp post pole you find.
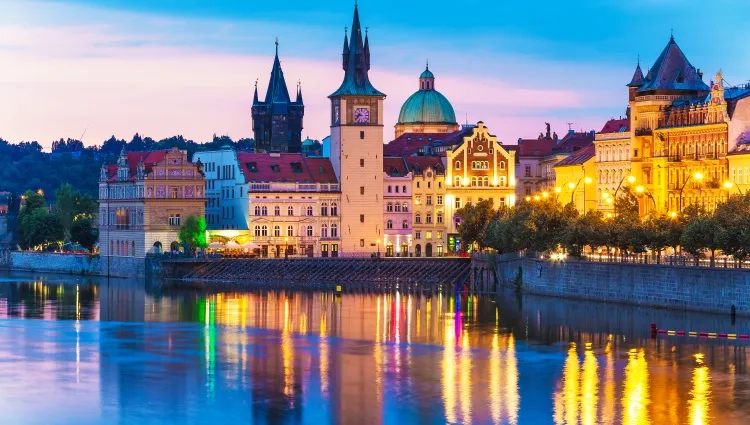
[679,173,703,212]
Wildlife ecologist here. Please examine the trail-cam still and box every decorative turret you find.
[99,163,108,182]
[342,28,350,71]
[252,79,259,105]
[296,81,303,104]
[116,148,129,181]
[627,60,644,87]
[419,62,435,90]
[136,157,145,180]
[363,30,370,71]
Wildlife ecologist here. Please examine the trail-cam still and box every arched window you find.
[387,220,393,229]
[254,205,261,216]
[261,225,268,237]
[388,185,392,193]
[454,176,461,186]
[321,224,329,238]
[402,185,407,193]
[387,202,393,212]
[288,206,294,216]
[415,214,422,224]
[500,161,505,170]
[287,225,294,237]
[254,225,261,237]
[395,203,402,212]
[426,214,433,224]
[331,224,338,238]
[274,225,281,237]
[307,206,313,216]
[402,202,408,212]
[306,225,313,237]
[261,206,268,216]
[499,176,506,186]
[437,213,443,224]
[321,203,328,216]
[471,176,478,187]
[274,206,280,216]
[455,161,461,170]
[331,203,338,216]
[402,220,408,229]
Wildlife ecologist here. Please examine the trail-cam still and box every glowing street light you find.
[627,175,636,184]
[694,172,704,181]
[542,191,549,198]
[635,185,644,193]
[669,211,678,218]
[723,180,744,195]
[584,177,593,184]
[567,182,576,189]
[533,195,541,201]
[555,187,562,193]
[679,172,705,212]
[525,196,531,202]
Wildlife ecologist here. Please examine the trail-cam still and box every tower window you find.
[360,214,365,223]
[360,186,365,195]
[360,131,365,139]
[360,158,365,167]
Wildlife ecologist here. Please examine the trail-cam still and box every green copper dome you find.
[398,67,457,125]
[420,68,434,79]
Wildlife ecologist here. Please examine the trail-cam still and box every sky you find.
[2,0,750,150]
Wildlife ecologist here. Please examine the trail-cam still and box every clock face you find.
[354,108,370,123]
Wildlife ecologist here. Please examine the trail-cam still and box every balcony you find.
[634,129,653,136]
[249,182,340,193]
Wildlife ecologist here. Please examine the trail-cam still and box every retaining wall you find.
[473,254,750,316]
[2,252,145,278]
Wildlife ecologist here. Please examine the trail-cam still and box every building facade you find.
[329,5,386,255]
[383,157,413,257]
[553,144,596,213]
[408,156,448,256]
[193,147,249,231]
[252,43,304,153]
[394,66,460,139]
[98,147,205,257]
[593,118,631,211]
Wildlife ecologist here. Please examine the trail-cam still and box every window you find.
[331,224,338,238]
[500,161,506,170]
[415,232,421,240]
[437,213,443,224]
[426,232,432,240]
[438,182,442,188]
[287,225,294,237]
[395,186,399,193]
[331,203,338,216]
[360,186,365,195]
[426,214,433,224]
[261,225,268,237]
[321,203,328,216]
[454,176,461,186]
[321,224,329,238]
[437,195,443,205]
[427,182,431,189]
[437,231,443,239]
[307,225,313,237]
[261,206,268,216]
[387,220,393,229]
[360,131,365,139]
[455,161,461,170]
[169,214,181,226]
[255,205,261,216]
[417,182,421,188]
[402,202,408,212]
[254,226,261,237]
[306,206,313,216]
[274,226,281,237]
[455,198,462,209]
[274,206,280,216]
[388,186,392,193]
[402,220,408,229]
[387,202,393,212]
[360,214,365,223]
[415,214,422,224]
[360,158,365,167]
[395,203,402,212]
[360,239,365,247]
[402,185,407,193]
[426,195,433,205]
[288,206,294,216]
[415,195,422,205]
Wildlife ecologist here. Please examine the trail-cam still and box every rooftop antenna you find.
[79,125,88,143]
[566,122,576,131]
[465,113,468,126]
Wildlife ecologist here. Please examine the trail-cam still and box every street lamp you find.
[377,239,381,258]
[679,172,703,212]
[635,185,657,210]
[723,180,744,196]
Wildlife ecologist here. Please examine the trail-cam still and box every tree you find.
[681,217,721,266]
[71,217,99,251]
[714,194,750,262]
[178,216,208,253]
[20,208,63,250]
[53,184,98,241]
[645,215,671,263]
[455,199,495,249]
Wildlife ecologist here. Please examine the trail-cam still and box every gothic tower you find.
[329,4,386,254]
[252,41,304,153]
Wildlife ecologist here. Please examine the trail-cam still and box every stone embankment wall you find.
[0,251,145,278]
[473,253,750,316]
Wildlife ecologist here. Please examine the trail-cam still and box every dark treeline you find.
[0,133,254,201]
[456,188,750,266]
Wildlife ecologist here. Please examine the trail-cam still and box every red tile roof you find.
[516,138,557,157]
[403,155,444,174]
[599,118,630,134]
[236,152,338,184]
[105,150,168,182]
[556,144,595,166]
[551,131,595,155]
[383,129,471,156]
[383,156,408,176]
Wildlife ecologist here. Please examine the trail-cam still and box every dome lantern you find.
[420,62,435,90]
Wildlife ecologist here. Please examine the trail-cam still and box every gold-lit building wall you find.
[553,155,596,213]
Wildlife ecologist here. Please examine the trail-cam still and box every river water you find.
[0,272,748,424]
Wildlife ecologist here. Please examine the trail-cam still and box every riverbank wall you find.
[472,253,750,316]
[0,251,145,278]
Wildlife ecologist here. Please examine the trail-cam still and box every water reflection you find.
[0,275,747,424]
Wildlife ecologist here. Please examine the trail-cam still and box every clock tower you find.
[329,4,386,254]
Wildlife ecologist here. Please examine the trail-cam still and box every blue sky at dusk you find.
[2,0,749,148]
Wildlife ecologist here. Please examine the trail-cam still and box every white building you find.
[193,146,249,231]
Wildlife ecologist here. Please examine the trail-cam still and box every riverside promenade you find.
[471,252,750,316]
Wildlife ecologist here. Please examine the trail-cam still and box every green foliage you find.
[680,217,721,260]
[71,217,99,251]
[53,183,98,240]
[20,208,63,250]
[178,216,208,252]
[455,199,495,249]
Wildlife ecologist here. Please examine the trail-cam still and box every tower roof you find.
[627,62,644,87]
[398,66,456,125]
[263,40,293,105]
[420,64,434,79]
[637,36,709,93]
[329,4,385,97]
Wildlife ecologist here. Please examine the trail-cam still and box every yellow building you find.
[553,144,596,213]
[407,156,448,257]
[593,118,631,212]
[625,37,750,214]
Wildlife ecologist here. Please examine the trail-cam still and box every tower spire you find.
[253,79,259,105]
[329,3,384,97]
